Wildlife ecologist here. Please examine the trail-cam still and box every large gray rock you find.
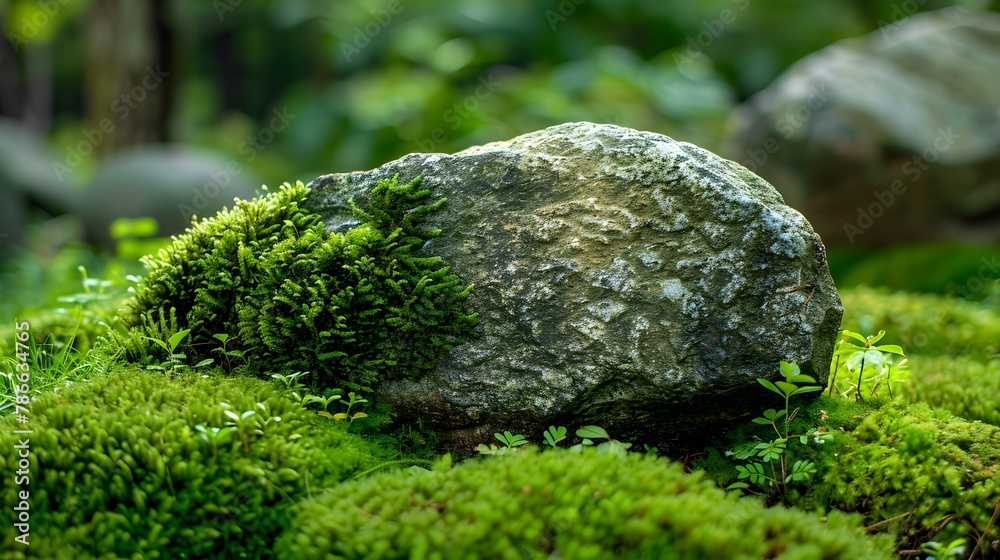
[725,8,1000,246]
[306,122,842,453]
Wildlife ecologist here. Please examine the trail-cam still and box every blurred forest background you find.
[1,0,998,318]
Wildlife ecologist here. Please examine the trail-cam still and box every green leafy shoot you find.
[543,425,568,447]
[573,425,632,455]
[831,329,906,401]
[143,328,212,374]
[477,431,528,455]
[729,361,830,502]
[194,424,232,460]
[920,538,966,560]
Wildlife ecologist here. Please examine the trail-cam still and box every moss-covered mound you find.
[276,447,893,560]
[0,368,397,559]
[120,178,477,391]
[697,395,1000,555]
[902,355,1000,426]
[810,401,1000,552]
[840,287,1000,427]
[840,286,1000,360]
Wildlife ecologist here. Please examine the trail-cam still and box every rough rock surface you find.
[306,122,842,453]
[725,8,1000,246]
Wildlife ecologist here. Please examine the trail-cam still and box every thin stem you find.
[856,356,866,402]
[352,459,434,480]
[784,396,791,438]
[864,508,914,532]
[970,497,1000,559]
[829,353,841,397]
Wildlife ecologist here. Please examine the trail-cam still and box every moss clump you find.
[903,355,1000,427]
[809,401,1000,553]
[121,177,477,391]
[0,368,399,559]
[275,447,893,560]
[839,286,1000,428]
[840,286,1000,360]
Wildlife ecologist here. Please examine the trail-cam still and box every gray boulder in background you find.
[306,122,842,454]
[82,146,262,248]
[0,118,68,252]
[725,8,1000,247]
[0,119,262,254]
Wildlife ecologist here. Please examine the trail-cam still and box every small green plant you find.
[729,361,830,502]
[543,425,568,447]
[317,391,369,424]
[477,431,529,455]
[830,329,905,401]
[919,538,966,559]
[212,333,248,372]
[573,425,632,455]
[221,403,259,452]
[56,266,118,327]
[306,393,343,413]
[144,328,213,374]
[479,425,633,455]
[270,370,310,390]
[194,424,232,460]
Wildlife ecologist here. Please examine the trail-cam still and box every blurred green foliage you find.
[829,244,1000,297]
[4,0,991,188]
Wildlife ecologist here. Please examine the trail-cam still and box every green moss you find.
[838,287,1000,427]
[0,367,399,559]
[276,448,893,559]
[120,177,477,392]
[808,402,1000,553]
[903,355,1000,427]
[700,395,1000,554]
[840,286,1000,360]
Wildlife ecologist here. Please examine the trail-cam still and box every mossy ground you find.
[697,284,1000,556]
[2,205,999,558]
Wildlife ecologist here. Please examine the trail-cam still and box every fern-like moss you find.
[120,177,477,391]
